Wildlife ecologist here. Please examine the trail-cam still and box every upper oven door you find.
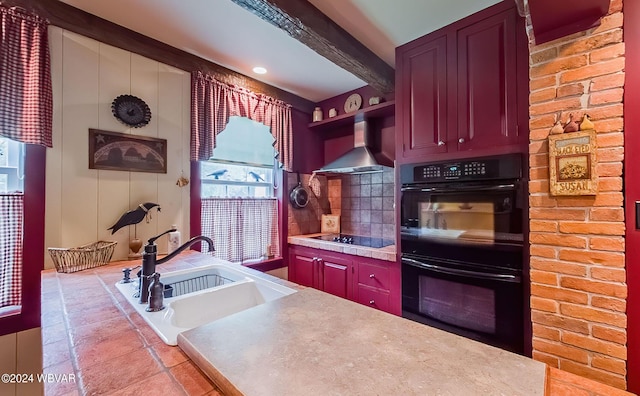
[400,180,523,246]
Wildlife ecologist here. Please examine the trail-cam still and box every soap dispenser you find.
[146,273,165,312]
[168,225,181,254]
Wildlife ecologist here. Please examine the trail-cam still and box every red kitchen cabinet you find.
[320,257,352,300]
[353,258,401,315]
[396,2,527,163]
[398,33,449,158]
[456,8,519,152]
[289,246,353,300]
[290,253,315,288]
[289,245,401,315]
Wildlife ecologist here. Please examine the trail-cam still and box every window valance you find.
[0,6,52,147]
[191,71,293,171]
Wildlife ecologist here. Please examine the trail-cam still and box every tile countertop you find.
[287,233,396,262]
[41,251,635,396]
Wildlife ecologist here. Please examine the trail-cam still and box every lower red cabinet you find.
[289,246,352,300]
[355,285,390,312]
[289,245,401,315]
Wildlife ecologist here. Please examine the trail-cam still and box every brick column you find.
[526,0,627,389]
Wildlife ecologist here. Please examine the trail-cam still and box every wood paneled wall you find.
[45,27,191,266]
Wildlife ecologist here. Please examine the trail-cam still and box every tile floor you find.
[41,254,221,395]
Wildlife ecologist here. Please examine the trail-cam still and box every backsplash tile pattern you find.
[341,169,395,238]
[287,173,331,235]
[287,169,395,239]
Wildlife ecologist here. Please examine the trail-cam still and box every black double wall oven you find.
[400,154,526,354]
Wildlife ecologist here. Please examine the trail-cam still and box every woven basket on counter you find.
[48,241,117,273]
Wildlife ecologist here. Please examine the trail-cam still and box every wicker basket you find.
[48,241,117,273]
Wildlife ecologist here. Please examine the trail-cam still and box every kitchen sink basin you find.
[115,263,297,345]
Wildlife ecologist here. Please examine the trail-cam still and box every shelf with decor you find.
[307,100,395,132]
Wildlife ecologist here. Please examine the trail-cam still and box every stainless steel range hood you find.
[314,119,393,174]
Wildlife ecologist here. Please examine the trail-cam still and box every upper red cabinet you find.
[396,2,527,163]
[399,34,449,157]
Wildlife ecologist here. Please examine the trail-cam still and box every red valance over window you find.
[191,71,293,171]
[0,6,52,147]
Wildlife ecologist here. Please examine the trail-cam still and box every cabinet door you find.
[319,258,352,300]
[355,285,390,312]
[289,250,316,288]
[357,261,391,291]
[354,257,402,315]
[456,9,519,151]
[399,34,449,160]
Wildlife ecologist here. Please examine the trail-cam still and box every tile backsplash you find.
[287,173,331,235]
[287,169,395,239]
[340,169,395,238]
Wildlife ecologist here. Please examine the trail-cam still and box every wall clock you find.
[344,93,362,113]
[111,94,152,128]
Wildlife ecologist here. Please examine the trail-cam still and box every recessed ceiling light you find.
[253,66,267,74]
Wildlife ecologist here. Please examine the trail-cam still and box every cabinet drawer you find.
[358,262,390,291]
[356,285,390,312]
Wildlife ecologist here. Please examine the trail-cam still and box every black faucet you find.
[138,229,215,304]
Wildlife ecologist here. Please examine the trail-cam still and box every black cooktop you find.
[312,234,394,248]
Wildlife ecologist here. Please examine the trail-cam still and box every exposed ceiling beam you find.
[2,0,316,113]
[230,0,395,94]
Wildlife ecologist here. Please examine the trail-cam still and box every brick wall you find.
[527,0,627,389]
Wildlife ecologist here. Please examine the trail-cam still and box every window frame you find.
[200,160,275,199]
[190,160,286,266]
[0,137,25,193]
[0,144,45,335]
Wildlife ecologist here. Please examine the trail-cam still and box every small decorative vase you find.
[129,238,143,258]
[313,107,323,122]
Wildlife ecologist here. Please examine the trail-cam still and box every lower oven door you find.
[402,255,524,354]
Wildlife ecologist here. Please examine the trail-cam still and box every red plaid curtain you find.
[0,6,52,147]
[0,194,23,310]
[191,71,293,171]
[201,198,280,263]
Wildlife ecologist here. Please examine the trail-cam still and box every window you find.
[0,137,25,193]
[0,137,26,318]
[201,162,274,198]
[199,117,280,263]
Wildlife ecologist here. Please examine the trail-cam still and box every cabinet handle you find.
[458,138,465,144]
[369,300,375,305]
[369,274,375,278]
[437,140,446,147]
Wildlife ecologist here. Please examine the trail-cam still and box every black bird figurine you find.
[207,169,228,179]
[108,202,161,234]
[248,171,264,182]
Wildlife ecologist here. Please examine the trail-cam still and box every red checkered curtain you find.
[191,71,292,171]
[0,6,52,147]
[0,194,23,310]
[201,198,280,263]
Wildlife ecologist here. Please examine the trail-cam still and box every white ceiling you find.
[58,0,501,102]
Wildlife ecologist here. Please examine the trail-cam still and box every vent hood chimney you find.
[314,118,393,174]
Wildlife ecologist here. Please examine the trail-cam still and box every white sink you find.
[115,263,297,345]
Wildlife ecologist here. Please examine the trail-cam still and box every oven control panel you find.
[403,154,522,183]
